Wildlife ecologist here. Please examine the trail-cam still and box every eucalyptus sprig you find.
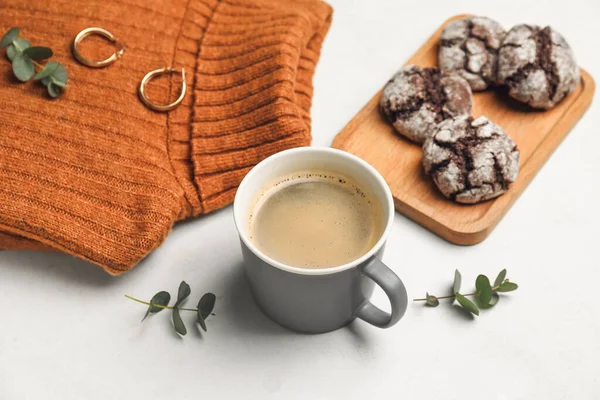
[1,27,68,98]
[414,269,518,316]
[126,281,216,337]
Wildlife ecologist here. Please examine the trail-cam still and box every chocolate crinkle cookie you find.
[380,65,472,144]
[498,24,580,109]
[423,116,520,204]
[438,16,506,91]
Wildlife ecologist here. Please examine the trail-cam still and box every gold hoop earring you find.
[72,27,125,68]
[138,67,187,112]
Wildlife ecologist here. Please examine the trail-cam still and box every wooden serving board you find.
[332,14,595,245]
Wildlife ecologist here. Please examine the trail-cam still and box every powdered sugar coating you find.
[498,24,580,109]
[439,16,506,91]
[423,116,520,204]
[380,65,472,144]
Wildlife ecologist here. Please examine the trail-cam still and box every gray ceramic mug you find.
[233,147,408,333]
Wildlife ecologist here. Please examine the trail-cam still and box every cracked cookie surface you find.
[498,24,580,109]
[380,65,472,144]
[438,16,506,91]
[423,116,520,204]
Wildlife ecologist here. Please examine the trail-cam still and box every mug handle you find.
[355,258,408,328]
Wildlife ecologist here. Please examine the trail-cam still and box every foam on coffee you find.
[248,171,385,269]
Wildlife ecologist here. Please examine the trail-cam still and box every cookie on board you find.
[423,116,520,204]
[438,16,506,91]
[380,65,472,144]
[497,24,580,109]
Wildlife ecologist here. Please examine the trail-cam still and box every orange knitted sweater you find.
[0,0,332,274]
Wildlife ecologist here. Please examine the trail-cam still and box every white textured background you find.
[1,0,599,399]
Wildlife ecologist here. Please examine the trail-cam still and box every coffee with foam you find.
[248,171,385,269]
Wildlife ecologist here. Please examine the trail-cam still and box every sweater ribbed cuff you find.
[167,0,333,218]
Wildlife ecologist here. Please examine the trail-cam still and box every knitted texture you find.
[0,0,332,274]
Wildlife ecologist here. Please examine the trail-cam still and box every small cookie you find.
[438,16,506,91]
[380,65,472,144]
[498,24,580,109]
[423,116,520,204]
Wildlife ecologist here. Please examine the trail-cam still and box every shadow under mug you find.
[233,147,408,333]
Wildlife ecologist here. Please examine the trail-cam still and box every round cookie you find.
[423,116,520,204]
[497,24,580,109]
[379,65,472,144]
[438,16,506,91]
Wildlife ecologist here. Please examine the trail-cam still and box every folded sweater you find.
[0,0,332,274]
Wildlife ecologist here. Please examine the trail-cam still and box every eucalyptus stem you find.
[124,294,198,312]
[125,281,217,338]
[413,285,501,302]
[3,27,69,97]
[415,269,518,317]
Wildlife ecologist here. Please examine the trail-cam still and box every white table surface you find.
[2,0,599,399]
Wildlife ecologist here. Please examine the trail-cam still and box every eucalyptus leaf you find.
[197,309,207,332]
[40,77,50,87]
[453,269,461,294]
[52,63,68,82]
[142,291,171,321]
[425,292,439,307]
[487,292,499,307]
[23,46,53,60]
[1,28,19,48]
[455,293,479,316]
[477,291,500,309]
[47,83,62,98]
[198,293,216,319]
[172,307,187,336]
[494,269,507,287]
[175,281,191,307]
[6,44,17,61]
[34,61,59,80]
[13,38,30,52]
[476,275,492,306]
[12,54,34,82]
[497,282,518,292]
[479,292,500,309]
[52,80,68,88]
[7,38,30,61]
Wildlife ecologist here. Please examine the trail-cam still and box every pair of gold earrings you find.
[72,27,186,112]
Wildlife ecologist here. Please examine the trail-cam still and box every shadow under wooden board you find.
[332,14,595,246]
